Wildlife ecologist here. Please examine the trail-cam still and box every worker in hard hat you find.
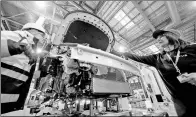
[1,22,48,114]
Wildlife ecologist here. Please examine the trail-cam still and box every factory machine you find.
[24,11,173,116]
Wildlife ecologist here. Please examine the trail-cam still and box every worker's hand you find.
[22,44,48,64]
[185,73,196,86]
[22,44,38,64]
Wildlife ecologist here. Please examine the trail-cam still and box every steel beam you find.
[131,1,155,31]
[132,15,196,52]
[101,1,116,20]
[82,2,94,12]
[121,3,166,41]
[94,1,106,14]
[52,1,69,13]
[1,20,6,30]
[68,1,93,13]
[117,12,140,34]
[2,17,23,26]
[105,1,127,23]
[5,11,30,19]
[1,10,11,30]
[164,1,181,29]
[129,16,171,50]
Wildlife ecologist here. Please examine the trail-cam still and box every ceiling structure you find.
[1,1,196,56]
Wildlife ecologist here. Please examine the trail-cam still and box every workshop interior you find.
[1,1,196,116]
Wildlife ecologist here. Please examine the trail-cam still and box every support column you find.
[95,100,98,109]
[90,99,94,116]
[116,97,120,112]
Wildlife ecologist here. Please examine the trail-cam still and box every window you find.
[125,21,135,29]
[114,10,126,21]
[120,16,130,26]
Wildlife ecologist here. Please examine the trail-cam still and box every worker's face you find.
[28,29,45,42]
[28,29,46,48]
[157,35,169,48]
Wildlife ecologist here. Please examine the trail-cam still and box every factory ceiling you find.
[1,1,196,55]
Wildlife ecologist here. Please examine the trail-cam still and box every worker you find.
[1,22,47,114]
[111,29,196,116]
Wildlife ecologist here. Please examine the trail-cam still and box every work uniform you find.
[1,31,36,114]
[122,42,196,116]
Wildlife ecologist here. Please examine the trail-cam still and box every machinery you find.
[28,11,139,116]
[26,11,171,116]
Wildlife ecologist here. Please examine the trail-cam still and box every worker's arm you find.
[1,31,34,58]
[111,50,158,67]
[1,37,27,58]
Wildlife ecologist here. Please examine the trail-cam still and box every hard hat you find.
[22,23,46,34]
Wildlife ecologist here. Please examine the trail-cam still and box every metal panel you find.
[92,78,132,94]
[70,44,140,76]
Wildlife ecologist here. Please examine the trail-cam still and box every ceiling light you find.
[193,1,196,7]
[119,46,126,53]
[35,1,46,8]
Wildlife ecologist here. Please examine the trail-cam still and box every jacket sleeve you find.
[111,50,158,67]
[124,52,158,67]
[1,31,26,58]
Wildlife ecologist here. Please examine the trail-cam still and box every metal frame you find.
[68,1,93,13]
[131,1,155,32]
[111,7,139,30]
[1,10,11,30]
[126,3,167,48]
[164,1,181,29]
[105,1,127,23]
[119,1,156,36]
[65,1,131,49]
[5,11,30,19]
[133,14,196,52]
[81,1,94,12]
[70,44,140,76]
[101,1,116,20]
[54,11,115,52]
[1,17,23,26]
[94,1,106,14]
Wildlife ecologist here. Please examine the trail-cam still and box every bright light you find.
[35,1,46,8]
[86,100,90,104]
[81,99,85,105]
[119,46,126,53]
[36,48,42,54]
[193,1,196,7]
[76,100,79,104]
